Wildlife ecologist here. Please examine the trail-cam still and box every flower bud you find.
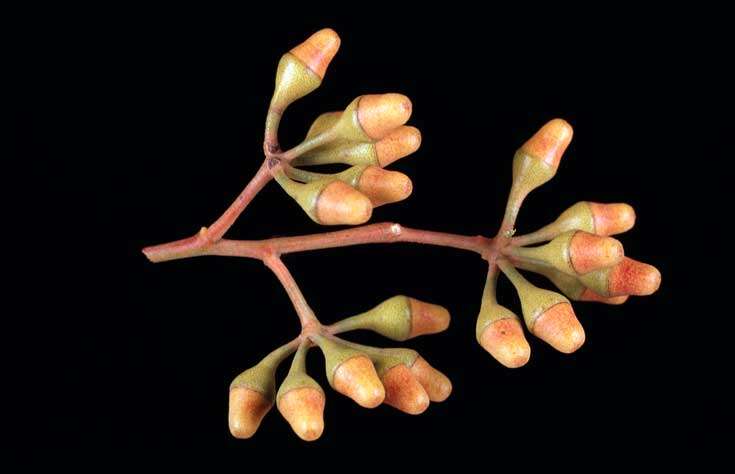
[579,257,661,297]
[332,94,412,142]
[408,356,452,402]
[380,364,430,415]
[476,271,530,368]
[375,126,422,167]
[513,259,629,305]
[277,346,325,441]
[274,171,373,226]
[514,201,636,246]
[228,350,285,439]
[356,166,413,206]
[509,230,623,277]
[270,29,340,112]
[477,309,531,369]
[316,336,385,408]
[294,124,421,168]
[289,28,340,80]
[332,295,450,341]
[511,119,573,193]
[499,261,585,353]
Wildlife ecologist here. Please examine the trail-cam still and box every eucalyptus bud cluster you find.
[476,119,661,367]
[267,29,420,225]
[228,295,451,441]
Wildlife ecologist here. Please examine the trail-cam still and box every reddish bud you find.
[409,356,452,402]
[289,28,340,79]
[381,364,430,415]
[277,387,325,441]
[333,355,385,408]
[479,318,531,368]
[588,202,636,236]
[315,181,373,225]
[357,94,413,140]
[228,388,272,439]
[532,302,585,354]
[375,126,422,167]
[519,118,573,170]
[569,231,624,274]
[407,298,451,339]
[608,257,661,296]
[357,166,413,207]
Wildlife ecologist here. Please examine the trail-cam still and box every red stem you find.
[263,255,319,328]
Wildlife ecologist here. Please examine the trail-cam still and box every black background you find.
[14,6,730,467]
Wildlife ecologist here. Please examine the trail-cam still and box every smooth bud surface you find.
[382,364,430,415]
[375,126,422,167]
[315,181,373,225]
[277,387,325,441]
[569,231,624,274]
[588,202,636,236]
[357,94,413,140]
[480,318,531,368]
[229,388,272,439]
[333,355,385,408]
[289,28,340,79]
[532,302,586,353]
[357,166,413,206]
[519,118,573,170]
[409,356,452,402]
[580,257,661,297]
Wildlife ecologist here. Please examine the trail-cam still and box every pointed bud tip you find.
[358,94,413,140]
[407,298,450,338]
[316,181,373,225]
[228,387,272,439]
[290,28,340,79]
[382,364,430,415]
[357,167,413,207]
[278,387,325,441]
[333,355,385,408]
[609,258,661,296]
[579,288,629,305]
[480,318,531,368]
[375,126,422,167]
[410,356,452,402]
[520,118,573,169]
[589,202,636,236]
[532,302,585,353]
[570,232,624,274]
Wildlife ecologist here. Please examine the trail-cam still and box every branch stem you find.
[264,255,319,329]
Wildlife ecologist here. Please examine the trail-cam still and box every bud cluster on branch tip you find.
[228,294,452,440]
[469,119,661,366]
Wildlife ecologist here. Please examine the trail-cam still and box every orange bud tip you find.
[570,232,624,274]
[289,28,340,79]
[382,364,430,415]
[357,167,413,207]
[228,388,272,439]
[480,318,531,368]
[579,288,629,305]
[408,298,450,338]
[316,181,373,225]
[375,126,422,167]
[357,94,412,140]
[333,356,385,408]
[609,258,661,296]
[588,202,636,236]
[409,356,452,402]
[278,388,325,441]
[520,118,573,169]
[532,302,585,354]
